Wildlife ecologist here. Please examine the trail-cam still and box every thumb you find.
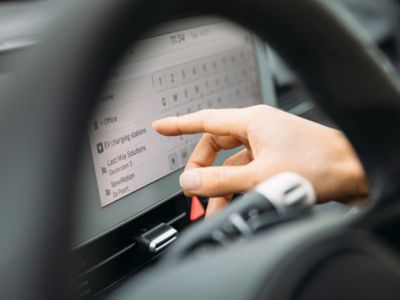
[179,165,258,197]
[205,195,232,218]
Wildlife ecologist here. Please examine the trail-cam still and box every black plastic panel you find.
[71,193,195,299]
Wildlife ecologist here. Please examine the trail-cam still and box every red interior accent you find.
[190,195,205,221]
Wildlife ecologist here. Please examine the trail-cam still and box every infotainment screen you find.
[73,16,275,246]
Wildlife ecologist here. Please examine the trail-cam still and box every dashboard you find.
[0,1,399,299]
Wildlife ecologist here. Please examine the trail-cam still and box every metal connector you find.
[138,223,178,253]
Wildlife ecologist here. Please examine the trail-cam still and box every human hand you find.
[153,105,369,217]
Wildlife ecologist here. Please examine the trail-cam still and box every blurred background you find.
[1,0,400,125]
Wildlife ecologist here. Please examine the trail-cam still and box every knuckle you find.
[213,168,227,194]
[249,104,277,118]
[204,134,221,152]
[176,117,185,135]
[252,168,268,187]
[223,156,235,166]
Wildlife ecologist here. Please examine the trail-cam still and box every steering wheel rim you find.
[1,0,400,299]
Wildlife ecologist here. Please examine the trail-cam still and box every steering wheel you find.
[1,0,400,299]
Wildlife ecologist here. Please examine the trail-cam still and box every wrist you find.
[334,133,370,202]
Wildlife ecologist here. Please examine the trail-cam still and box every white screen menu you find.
[89,21,262,207]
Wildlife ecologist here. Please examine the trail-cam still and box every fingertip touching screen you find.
[73,16,275,246]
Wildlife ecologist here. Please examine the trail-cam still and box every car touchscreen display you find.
[89,20,262,207]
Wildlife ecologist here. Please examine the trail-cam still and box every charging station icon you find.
[97,143,104,154]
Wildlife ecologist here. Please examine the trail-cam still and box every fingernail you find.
[179,170,200,191]
[152,120,161,128]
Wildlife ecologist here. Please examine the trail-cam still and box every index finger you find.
[152,108,248,138]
